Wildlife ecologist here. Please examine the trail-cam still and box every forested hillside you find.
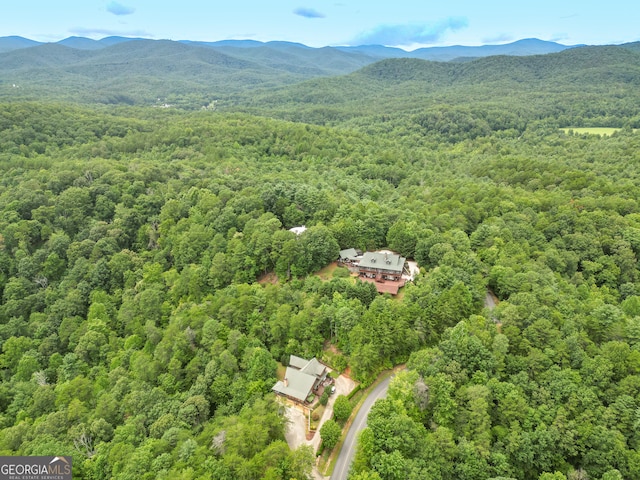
[0,39,377,107]
[1,43,640,480]
[234,45,640,129]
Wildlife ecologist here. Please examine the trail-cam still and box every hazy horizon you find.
[2,1,638,50]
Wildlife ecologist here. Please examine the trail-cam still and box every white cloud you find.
[349,17,468,46]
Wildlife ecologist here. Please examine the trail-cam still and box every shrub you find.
[333,267,350,278]
[320,419,341,451]
[333,395,352,422]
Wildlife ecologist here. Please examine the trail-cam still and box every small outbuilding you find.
[289,226,307,236]
[338,248,361,266]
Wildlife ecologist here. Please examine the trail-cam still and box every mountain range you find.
[1,35,638,112]
[0,35,577,61]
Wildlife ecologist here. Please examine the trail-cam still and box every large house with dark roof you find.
[272,355,328,404]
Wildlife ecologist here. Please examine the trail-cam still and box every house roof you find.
[358,251,406,273]
[300,357,326,377]
[339,248,359,261]
[289,355,309,370]
[289,355,326,378]
[289,226,307,235]
[272,367,316,402]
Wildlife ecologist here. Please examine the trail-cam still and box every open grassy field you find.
[562,127,622,136]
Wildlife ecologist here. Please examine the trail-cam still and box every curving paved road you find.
[331,375,393,480]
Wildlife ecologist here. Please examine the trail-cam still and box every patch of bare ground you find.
[257,271,278,284]
[325,344,338,355]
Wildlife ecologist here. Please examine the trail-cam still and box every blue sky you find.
[3,1,638,49]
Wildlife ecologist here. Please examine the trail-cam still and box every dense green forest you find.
[1,44,640,479]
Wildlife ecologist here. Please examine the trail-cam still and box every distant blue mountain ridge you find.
[0,35,583,61]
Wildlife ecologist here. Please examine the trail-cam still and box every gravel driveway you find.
[283,373,357,478]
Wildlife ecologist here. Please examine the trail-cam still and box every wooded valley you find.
[1,41,640,479]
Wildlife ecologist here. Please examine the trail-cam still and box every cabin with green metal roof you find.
[272,355,328,403]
